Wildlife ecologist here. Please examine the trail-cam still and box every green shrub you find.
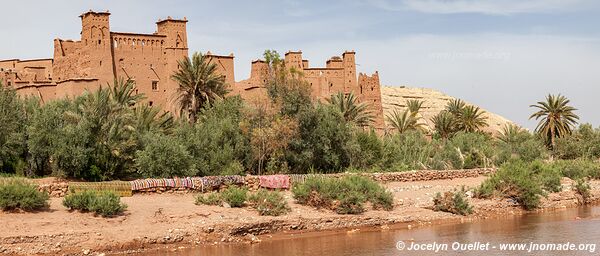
[555,159,600,180]
[336,191,366,214]
[63,191,127,217]
[574,179,591,204]
[381,130,433,171]
[475,160,557,210]
[220,186,247,207]
[195,192,222,206]
[248,189,290,216]
[90,192,127,217]
[292,175,393,214]
[0,178,49,211]
[63,190,96,210]
[433,188,473,216]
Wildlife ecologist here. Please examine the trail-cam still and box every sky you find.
[1,0,599,129]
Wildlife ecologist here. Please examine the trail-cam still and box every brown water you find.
[153,206,600,256]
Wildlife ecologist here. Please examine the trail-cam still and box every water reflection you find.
[148,206,600,256]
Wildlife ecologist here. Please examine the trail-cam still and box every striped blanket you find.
[130,176,245,191]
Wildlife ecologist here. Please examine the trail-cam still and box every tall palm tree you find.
[386,109,425,134]
[530,94,579,148]
[431,110,456,139]
[456,105,488,133]
[172,52,228,123]
[327,92,374,127]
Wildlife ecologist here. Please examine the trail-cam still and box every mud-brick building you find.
[1,10,384,129]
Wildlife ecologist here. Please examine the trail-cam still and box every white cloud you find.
[368,0,591,15]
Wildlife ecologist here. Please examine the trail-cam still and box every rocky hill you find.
[381,86,514,135]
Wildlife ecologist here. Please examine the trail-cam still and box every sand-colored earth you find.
[0,176,597,255]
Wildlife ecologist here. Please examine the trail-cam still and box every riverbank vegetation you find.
[433,187,473,215]
[292,175,394,214]
[63,190,127,217]
[1,50,599,212]
[196,187,289,216]
[0,178,49,211]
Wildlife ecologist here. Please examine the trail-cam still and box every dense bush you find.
[248,189,290,216]
[433,188,473,215]
[287,105,354,173]
[475,160,561,210]
[0,178,49,211]
[435,132,496,170]
[554,159,600,180]
[574,178,591,204]
[135,133,195,178]
[195,192,222,206]
[348,130,383,170]
[176,98,250,176]
[220,186,248,207]
[496,128,548,164]
[381,130,433,171]
[292,175,393,214]
[554,124,600,160]
[63,190,127,217]
[0,86,27,174]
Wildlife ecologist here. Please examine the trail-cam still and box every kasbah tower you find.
[0,10,385,129]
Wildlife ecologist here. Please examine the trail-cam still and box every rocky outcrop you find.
[381,86,514,135]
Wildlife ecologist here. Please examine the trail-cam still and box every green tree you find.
[456,105,488,133]
[172,52,228,123]
[406,99,424,113]
[327,92,374,127]
[0,84,26,174]
[530,94,579,149]
[264,50,312,117]
[287,104,353,173]
[135,132,195,178]
[431,111,456,139]
[446,99,466,116]
[386,109,425,134]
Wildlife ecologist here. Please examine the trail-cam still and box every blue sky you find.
[1,0,599,129]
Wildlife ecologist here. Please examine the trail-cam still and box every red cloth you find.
[259,175,290,189]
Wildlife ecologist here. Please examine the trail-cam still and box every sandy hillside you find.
[381,86,514,135]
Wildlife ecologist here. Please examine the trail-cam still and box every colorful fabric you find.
[130,177,196,191]
[259,175,290,189]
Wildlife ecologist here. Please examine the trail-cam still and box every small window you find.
[98,40,101,45]
[99,61,102,67]
[149,101,153,106]
[152,81,158,91]
[7,81,12,86]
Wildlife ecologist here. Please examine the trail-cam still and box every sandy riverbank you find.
[1,176,598,256]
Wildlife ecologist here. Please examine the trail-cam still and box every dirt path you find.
[0,176,596,256]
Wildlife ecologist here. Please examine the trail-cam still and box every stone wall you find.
[34,168,495,197]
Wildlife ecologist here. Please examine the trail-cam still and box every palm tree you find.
[530,94,579,149]
[386,109,425,134]
[406,99,424,113]
[431,110,456,139]
[134,104,175,134]
[327,92,374,127]
[172,52,228,123]
[109,78,145,107]
[498,123,525,144]
[446,99,466,116]
[456,105,488,133]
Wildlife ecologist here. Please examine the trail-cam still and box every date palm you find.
[172,52,228,124]
[406,99,424,113]
[446,99,466,116]
[456,105,488,133]
[530,94,579,149]
[386,109,425,134]
[431,110,456,139]
[327,92,374,127]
